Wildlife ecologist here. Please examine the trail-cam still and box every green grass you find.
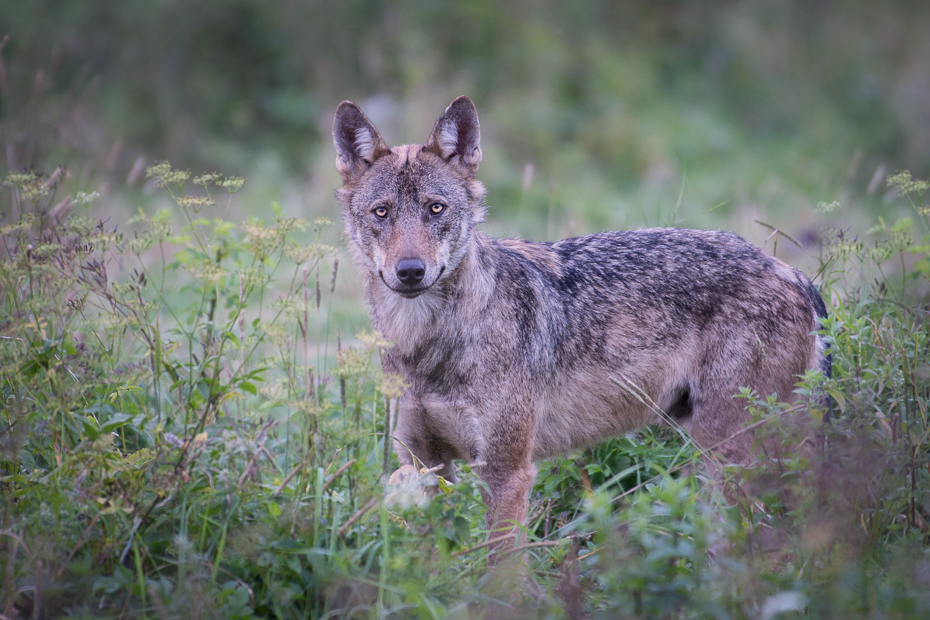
[2,158,929,618]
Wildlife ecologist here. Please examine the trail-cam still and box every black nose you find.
[396,259,426,286]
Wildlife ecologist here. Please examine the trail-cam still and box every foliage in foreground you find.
[1,166,929,618]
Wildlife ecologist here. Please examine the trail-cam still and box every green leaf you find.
[100,413,133,434]
[267,501,282,519]
[825,388,846,413]
[19,450,36,472]
[80,415,101,440]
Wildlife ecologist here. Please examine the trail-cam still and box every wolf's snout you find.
[396,259,426,286]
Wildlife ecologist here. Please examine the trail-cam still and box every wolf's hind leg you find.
[686,388,756,504]
[690,385,754,464]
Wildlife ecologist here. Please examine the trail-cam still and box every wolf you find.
[332,96,829,545]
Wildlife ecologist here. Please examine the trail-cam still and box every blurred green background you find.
[2,0,929,249]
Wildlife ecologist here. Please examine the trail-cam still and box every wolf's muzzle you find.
[380,265,445,298]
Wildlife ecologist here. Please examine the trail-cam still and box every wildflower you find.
[146,161,190,188]
[177,195,216,213]
[284,242,336,264]
[219,176,247,193]
[194,173,221,187]
[887,170,929,197]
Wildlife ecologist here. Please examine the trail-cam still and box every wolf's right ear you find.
[425,96,482,177]
[333,101,389,183]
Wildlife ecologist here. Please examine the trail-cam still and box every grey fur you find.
[333,96,829,542]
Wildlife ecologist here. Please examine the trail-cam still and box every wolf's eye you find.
[429,203,445,215]
[373,206,389,218]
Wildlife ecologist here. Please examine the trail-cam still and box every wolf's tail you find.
[801,278,833,425]
[802,278,832,379]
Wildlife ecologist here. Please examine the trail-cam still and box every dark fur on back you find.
[333,96,829,545]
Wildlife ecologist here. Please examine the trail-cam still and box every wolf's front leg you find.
[476,397,539,557]
[481,460,538,558]
[484,464,538,536]
[389,401,458,485]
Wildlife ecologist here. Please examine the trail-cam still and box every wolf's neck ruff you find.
[367,234,499,354]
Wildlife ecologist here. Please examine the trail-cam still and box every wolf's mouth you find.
[379,266,445,298]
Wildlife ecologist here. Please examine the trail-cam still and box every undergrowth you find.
[1,166,929,618]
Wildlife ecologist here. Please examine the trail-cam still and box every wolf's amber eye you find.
[429,203,445,215]
[374,206,389,218]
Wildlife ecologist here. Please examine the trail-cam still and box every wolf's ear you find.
[425,96,482,176]
[333,101,390,182]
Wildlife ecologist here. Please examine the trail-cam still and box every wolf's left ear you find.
[425,96,482,176]
[333,101,390,183]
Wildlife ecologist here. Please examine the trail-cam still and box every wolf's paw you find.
[385,464,438,509]
[387,463,419,485]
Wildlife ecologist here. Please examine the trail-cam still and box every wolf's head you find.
[333,96,487,299]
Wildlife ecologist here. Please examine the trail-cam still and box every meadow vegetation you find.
[2,1,930,617]
[2,160,929,619]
